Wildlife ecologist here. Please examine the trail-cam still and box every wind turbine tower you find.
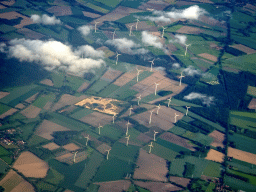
[136,68,142,82]
[125,135,130,146]
[149,59,155,72]
[135,18,140,30]
[128,25,134,36]
[179,72,185,86]
[126,120,131,136]
[186,106,191,116]
[153,130,158,141]
[98,124,103,135]
[137,94,141,106]
[94,22,100,33]
[111,29,116,40]
[156,104,161,115]
[154,82,159,95]
[174,113,179,123]
[167,97,172,107]
[149,110,154,124]
[184,44,191,56]
[115,52,121,65]
[113,114,116,124]
[129,105,133,116]
[106,149,111,160]
[73,151,78,163]
[148,142,153,153]
[85,135,89,146]
[161,26,167,38]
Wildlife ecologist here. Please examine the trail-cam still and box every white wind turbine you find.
[186,106,191,116]
[135,18,140,30]
[156,104,161,115]
[98,124,103,135]
[73,151,78,163]
[174,113,179,123]
[149,59,155,72]
[167,97,172,107]
[153,130,158,141]
[161,26,167,38]
[125,135,130,146]
[126,120,131,136]
[179,72,185,86]
[111,29,116,40]
[184,44,191,57]
[154,82,159,95]
[136,67,142,82]
[113,114,116,124]
[137,94,141,106]
[94,22,100,33]
[149,110,154,124]
[115,52,121,65]
[148,142,153,153]
[85,135,89,146]
[129,105,133,116]
[128,25,134,36]
[106,149,111,160]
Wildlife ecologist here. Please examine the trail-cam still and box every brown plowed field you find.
[17,28,45,39]
[52,94,87,111]
[138,0,169,11]
[15,103,25,109]
[13,151,49,178]
[77,82,89,92]
[228,147,256,165]
[1,0,15,6]
[25,93,39,103]
[35,120,70,140]
[132,106,183,131]
[96,143,111,154]
[198,53,218,62]
[40,79,54,86]
[82,11,101,18]
[248,98,256,110]
[176,26,204,34]
[160,132,196,151]
[0,4,7,9]
[230,44,256,54]
[101,69,123,81]
[47,5,72,16]
[205,149,224,163]
[209,130,225,148]
[0,170,35,192]
[42,142,60,151]
[113,69,137,86]
[133,149,168,181]
[20,105,41,118]
[62,143,80,151]
[137,133,151,143]
[169,176,191,187]
[80,112,112,127]
[135,181,182,192]
[0,108,17,119]
[0,91,9,99]
[95,180,131,192]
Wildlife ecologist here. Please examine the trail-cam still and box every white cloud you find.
[184,92,215,106]
[106,38,148,55]
[78,25,92,37]
[174,34,187,45]
[75,45,105,58]
[142,31,163,49]
[8,38,105,75]
[182,66,201,76]
[31,14,61,25]
[0,43,6,53]
[172,63,180,69]
[144,15,171,23]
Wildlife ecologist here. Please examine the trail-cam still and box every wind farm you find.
[0,1,255,192]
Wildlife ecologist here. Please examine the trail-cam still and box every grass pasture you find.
[37,182,57,191]
[20,122,38,141]
[27,134,49,146]
[100,124,124,141]
[110,142,140,162]
[203,160,221,178]
[33,93,55,109]
[228,169,256,185]
[45,168,64,185]
[156,138,190,153]
[86,79,110,94]
[98,84,120,97]
[230,112,256,131]
[224,175,256,192]
[70,108,94,119]
[229,133,256,154]
[0,103,12,115]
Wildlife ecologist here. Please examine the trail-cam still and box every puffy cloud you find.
[0,43,6,53]
[182,66,201,76]
[106,38,148,55]
[174,34,187,45]
[8,38,105,75]
[31,14,61,25]
[184,92,215,106]
[142,31,163,49]
[78,25,92,37]
[143,5,207,23]
[172,63,180,69]
[75,45,105,58]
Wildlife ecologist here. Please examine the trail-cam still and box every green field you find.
[229,133,256,154]
[0,24,16,33]
[27,134,48,146]
[45,168,64,185]
[98,84,121,97]
[0,158,8,173]
[203,161,221,178]
[33,26,69,42]
[230,113,256,131]
[0,103,12,115]
[228,169,256,185]
[169,126,187,135]
[93,156,133,182]
[95,0,121,7]
[86,2,109,13]
[141,93,161,103]
[70,108,94,119]
[75,151,104,189]
[86,79,110,93]
[37,181,58,191]
[33,93,55,109]
[166,24,183,32]
[166,98,202,108]
[99,124,124,141]
[110,142,140,162]
[20,122,38,141]
[156,138,191,153]
[0,146,11,156]
[224,175,256,192]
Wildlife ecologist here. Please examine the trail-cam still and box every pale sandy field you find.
[205,149,224,163]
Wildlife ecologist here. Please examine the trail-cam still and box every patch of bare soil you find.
[96,143,111,154]
[95,180,131,192]
[205,149,224,163]
[77,82,90,92]
[42,142,60,151]
[62,143,80,151]
[228,147,256,165]
[0,91,9,99]
[198,53,218,62]
[40,79,54,86]
[15,103,25,109]
[134,181,182,192]
[20,105,41,118]
[209,130,225,148]
[0,108,17,119]
[169,176,191,187]
[52,94,87,111]
[80,112,113,127]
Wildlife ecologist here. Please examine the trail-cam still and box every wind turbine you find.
[137,94,141,106]
[174,113,179,123]
[153,130,158,141]
[167,97,172,107]
[98,124,103,135]
[128,25,134,36]
[94,22,100,33]
[136,67,142,82]
[161,26,167,38]
[186,106,191,116]
[154,82,159,95]
[179,72,185,86]
[149,59,155,72]
[73,151,78,163]
[126,120,131,136]
[149,110,154,124]
[148,142,153,153]
[85,135,89,146]
[115,52,121,65]
[106,149,111,160]
[111,29,116,40]
[135,18,140,30]
[184,44,191,56]
[156,104,161,115]
[129,105,133,116]
[113,114,116,124]
[125,135,130,146]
